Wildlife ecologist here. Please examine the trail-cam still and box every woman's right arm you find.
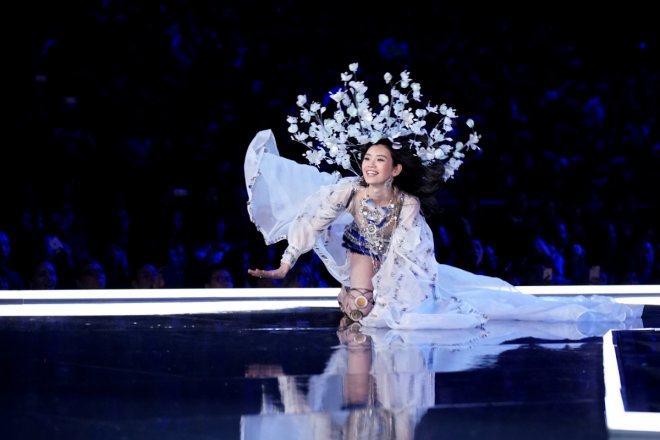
[248,177,357,279]
[281,177,357,268]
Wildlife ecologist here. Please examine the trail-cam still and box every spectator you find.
[28,259,58,290]
[75,258,107,289]
[131,262,163,289]
[204,264,234,288]
[0,230,25,289]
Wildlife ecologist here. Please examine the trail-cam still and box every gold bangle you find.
[349,310,363,321]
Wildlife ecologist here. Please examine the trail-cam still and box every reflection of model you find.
[242,321,429,440]
[245,63,644,330]
[242,318,641,439]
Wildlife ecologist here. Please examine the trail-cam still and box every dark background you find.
[4,1,659,288]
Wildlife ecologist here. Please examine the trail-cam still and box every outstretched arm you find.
[248,177,356,280]
[247,263,290,280]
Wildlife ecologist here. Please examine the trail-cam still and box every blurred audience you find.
[2,4,657,289]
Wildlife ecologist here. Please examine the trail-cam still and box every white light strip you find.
[613,297,660,305]
[0,288,337,300]
[603,329,660,434]
[0,300,341,317]
[2,285,660,301]
[518,285,660,295]
[1,287,658,317]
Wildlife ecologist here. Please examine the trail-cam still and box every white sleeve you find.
[281,177,357,268]
[245,129,341,245]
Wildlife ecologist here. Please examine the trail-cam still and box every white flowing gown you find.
[245,130,644,330]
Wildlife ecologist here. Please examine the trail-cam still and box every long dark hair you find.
[359,136,445,217]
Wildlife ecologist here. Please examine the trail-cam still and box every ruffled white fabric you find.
[245,130,644,329]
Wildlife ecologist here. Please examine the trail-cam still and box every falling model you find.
[245,63,644,329]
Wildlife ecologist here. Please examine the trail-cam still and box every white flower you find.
[466,118,474,128]
[444,106,457,118]
[310,102,321,112]
[378,94,389,105]
[430,128,445,142]
[347,125,361,138]
[330,90,344,102]
[300,109,312,123]
[349,63,359,72]
[445,158,463,178]
[296,95,307,107]
[439,144,452,155]
[340,155,352,170]
[305,149,325,165]
[360,109,373,123]
[287,123,298,133]
[384,72,392,83]
[466,133,481,149]
[442,116,453,131]
[400,110,414,126]
[410,120,426,133]
[341,72,353,81]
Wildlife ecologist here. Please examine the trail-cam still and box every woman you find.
[245,131,643,329]
[245,64,643,329]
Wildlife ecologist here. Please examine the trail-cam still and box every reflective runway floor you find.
[1,288,659,440]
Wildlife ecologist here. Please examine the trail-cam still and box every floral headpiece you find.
[287,63,481,181]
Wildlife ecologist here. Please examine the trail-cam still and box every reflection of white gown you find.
[240,319,642,439]
[245,130,644,330]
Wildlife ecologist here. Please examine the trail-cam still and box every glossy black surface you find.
[1,308,658,440]
[614,329,660,413]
